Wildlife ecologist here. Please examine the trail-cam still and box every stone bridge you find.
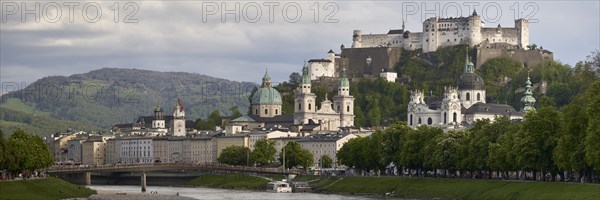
[48,163,299,191]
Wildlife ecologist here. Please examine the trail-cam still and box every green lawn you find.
[188,174,270,190]
[313,176,600,200]
[0,177,96,200]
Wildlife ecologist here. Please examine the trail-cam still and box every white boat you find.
[266,181,292,193]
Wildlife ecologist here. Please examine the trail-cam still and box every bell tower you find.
[294,62,317,124]
[333,68,355,128]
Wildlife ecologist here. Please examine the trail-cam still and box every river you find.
[87,185,391,199]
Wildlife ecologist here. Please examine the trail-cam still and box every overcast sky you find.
[1,1,599,89]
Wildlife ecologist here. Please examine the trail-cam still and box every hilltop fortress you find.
[352,10,529,53]
[306,11,552,81]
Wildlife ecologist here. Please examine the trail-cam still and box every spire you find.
[521,72,536,112]
[402,17,406,30]
[262,68,272,87]
[177,97,183,112]
[464,47,475,73]
[301,61,311,85]
[339,68,350,88]
[472,9,478,16]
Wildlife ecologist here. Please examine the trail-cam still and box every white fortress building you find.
[294,63,355,131]
[351,10,529,52]
[308,49,340,80]
[407,50,531,128]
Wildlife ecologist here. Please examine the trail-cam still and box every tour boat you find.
[266,181,292,193]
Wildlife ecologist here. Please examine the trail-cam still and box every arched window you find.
[337,105,340,112]
[418,118,422,124]
[308,103,312,110]
[466,92,470,100]
[444,112,447,124]
[477,93,481,101]
[427,117,432,125]
[347,105,350,112]
[264,109,268,115]
[453,112,457,123]
[410,115,413,126]
[255,109,258,115]
[298,103,301,110]
[275,109,278,115]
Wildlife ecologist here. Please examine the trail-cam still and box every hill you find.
[0,68,255,133]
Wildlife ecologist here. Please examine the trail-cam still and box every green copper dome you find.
[252,87,282,105]
[252,69,282,105]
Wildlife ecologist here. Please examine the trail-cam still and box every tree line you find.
[337,79,600,182]
[0,129,54,179]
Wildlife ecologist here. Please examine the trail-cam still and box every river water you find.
[87,185,387,199]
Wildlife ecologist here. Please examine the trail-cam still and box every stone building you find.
[352,11,529,53]
[297,133,357,168]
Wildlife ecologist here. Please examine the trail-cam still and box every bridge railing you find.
[47,162,299,174]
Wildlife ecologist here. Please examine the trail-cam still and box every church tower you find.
[172,97,186,136]
[441,87,462,125]
[407,90,425,127]
[333,68,354,127]
[152,106,165,129]
[294,62,317,124]
[521,73,536,112]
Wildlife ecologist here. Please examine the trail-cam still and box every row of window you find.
[409,112,458,126]
[255,108,279,115]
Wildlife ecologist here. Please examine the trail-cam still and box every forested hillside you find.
[0,68,255,135]
[265,46,599,128]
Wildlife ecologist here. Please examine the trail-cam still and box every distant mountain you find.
[0,68,256,133]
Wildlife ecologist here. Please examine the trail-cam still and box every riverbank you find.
[188,174,599,200]
[188,174,283,190]
[66,189,195,200]
[312,176,600,200]
[0,177,96,199]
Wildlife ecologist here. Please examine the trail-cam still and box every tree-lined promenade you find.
[337,80,600,183]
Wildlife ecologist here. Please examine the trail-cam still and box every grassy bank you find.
[188,174,272,190]
[0,177,96,200]
[312,176,600,200]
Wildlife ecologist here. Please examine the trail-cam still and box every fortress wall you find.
[360,34,403,48]
[476,48,554,69]
[339,47,403,77]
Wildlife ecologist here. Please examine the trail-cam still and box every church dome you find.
[252,87,282,105]
[458,73,485,90]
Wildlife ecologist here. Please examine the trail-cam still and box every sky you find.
[1,1,599,90]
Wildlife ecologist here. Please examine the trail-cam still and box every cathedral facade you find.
[294,63,355,131]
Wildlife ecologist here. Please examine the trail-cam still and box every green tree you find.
[514,104,560,180]
[424,130,465,177]
[318,155,333,168]
[229,106,242,119]
[195,109,223,130]
[554,97,590,180]
[6,129,53,177]
[251,139,276,166]
[217,145,252,166]
[366,96,382,127]
[279,142,313,169]
[584,80,600,171]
